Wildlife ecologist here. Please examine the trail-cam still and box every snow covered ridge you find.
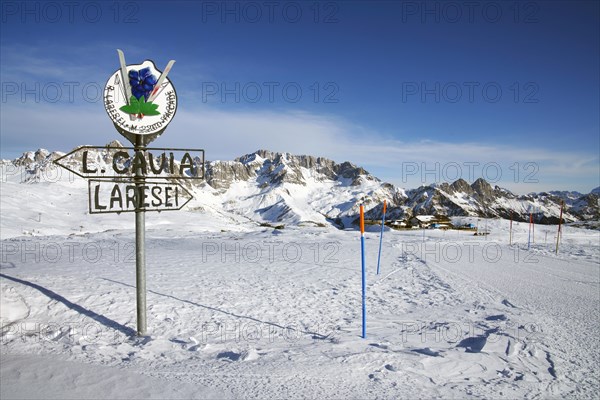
[2,143,598,229]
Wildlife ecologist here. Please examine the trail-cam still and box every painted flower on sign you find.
[129,68,157,101]
[119,67,161,117]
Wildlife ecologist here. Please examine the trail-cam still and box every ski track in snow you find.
[1,222,598,399]
[410,242,598,397]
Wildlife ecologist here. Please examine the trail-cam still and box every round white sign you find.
[104,60,177,137]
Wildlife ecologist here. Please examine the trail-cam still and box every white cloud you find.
[1,102,598,193]
[167,108,351,160]
[0,43,114,82]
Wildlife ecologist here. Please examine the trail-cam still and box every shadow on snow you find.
[0,273,136,337]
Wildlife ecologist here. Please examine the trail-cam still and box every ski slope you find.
[1,210,598,398]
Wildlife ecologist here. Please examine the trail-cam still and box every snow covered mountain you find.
[197,150,598,226]
[2,143,598,228]
[201,149,402,228]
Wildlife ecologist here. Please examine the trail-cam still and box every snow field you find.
[2,220,598,398]
[1,162,598,398]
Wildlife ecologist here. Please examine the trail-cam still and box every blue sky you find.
[1,0,598,193]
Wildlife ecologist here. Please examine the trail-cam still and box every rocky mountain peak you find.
[471,178,494,199]
[107,139,125,148]
[220,150,375,189]
[450,178,474,194]
[13,149,55,166]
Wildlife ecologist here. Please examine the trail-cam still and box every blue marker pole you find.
[360,204,366,339]
[376,200,387,275]
[527,211,532,250]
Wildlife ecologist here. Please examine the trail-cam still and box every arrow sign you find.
[88,179,193,214]
[54,146,204,180]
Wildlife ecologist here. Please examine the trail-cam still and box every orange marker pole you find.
[376,200,387,275]
[360,204,366,339]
